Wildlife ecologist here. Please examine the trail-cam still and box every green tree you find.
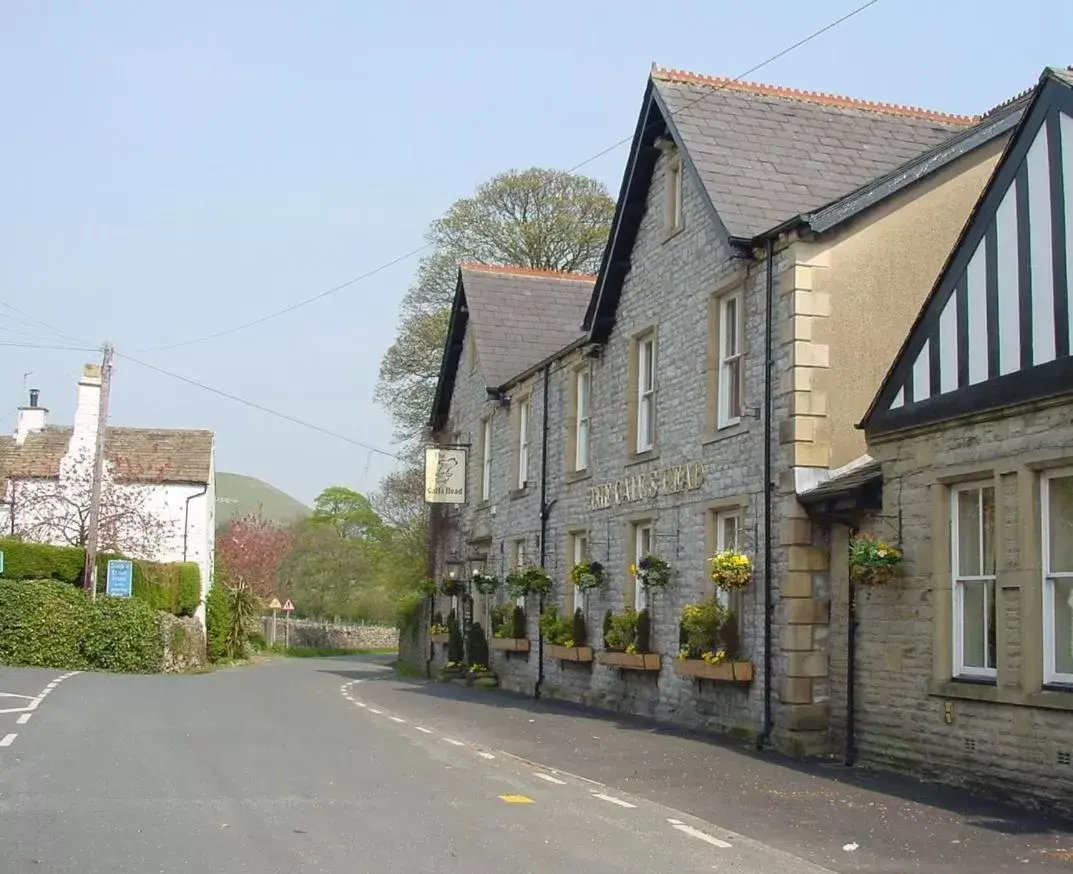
[311,486,382,540]
[375,167,615,446]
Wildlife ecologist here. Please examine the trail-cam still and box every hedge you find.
[0,539,200,617]
[0,580,165,673]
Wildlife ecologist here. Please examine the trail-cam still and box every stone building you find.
[802,67,1073,811]
[427,64,1030,757]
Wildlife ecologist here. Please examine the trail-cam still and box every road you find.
[0,657,1068,873]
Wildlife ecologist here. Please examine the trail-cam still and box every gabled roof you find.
[583,65,985,342]
[0,426,213,483]
[861,67,1073,437]
[429,265,595,430]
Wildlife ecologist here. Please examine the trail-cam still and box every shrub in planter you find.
[538,606,573,646]
[635,609,652,654]
[510,605,527,640]
[467,622,490,668]
[571,608,588,647]
[603,607,639,653]
[602,609,614,647]
[490,603,513,639]
[447,616,465,662]
[678,597,740,664]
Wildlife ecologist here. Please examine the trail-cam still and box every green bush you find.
[0,580,166,672]
[82,597,164,673]
[0,538,85,584]
[511,605,527,640]
[205,582,231,662]
[0,580,90,668]
[96,554,200,618]
[447,615,465,662]
[572,608,588,647]
[393,589,426,630]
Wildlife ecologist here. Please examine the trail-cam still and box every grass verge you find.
[266,644,399,658]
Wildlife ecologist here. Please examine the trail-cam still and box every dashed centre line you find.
[16,714,31,725]
[667,819,733,848]
[0,733,17,747]
[337,677,735,852]
[593,793,637,809]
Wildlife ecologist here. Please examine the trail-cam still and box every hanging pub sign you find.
[424,446,467,504]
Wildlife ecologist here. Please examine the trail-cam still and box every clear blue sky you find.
[1,0,1068,505]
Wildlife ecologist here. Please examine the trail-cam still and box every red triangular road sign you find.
[267,597,282,610]
[282,599,294,612]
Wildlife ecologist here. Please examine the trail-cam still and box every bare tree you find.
[15,445,179,559]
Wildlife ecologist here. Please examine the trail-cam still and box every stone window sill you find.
[565,469,591,484]
[510,487,528,501]
[927,678,1073,712]
[626,449,659,468]
[703,422,749,445]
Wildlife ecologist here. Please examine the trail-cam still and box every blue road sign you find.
[106,559,133,598]
[0,550,4,574]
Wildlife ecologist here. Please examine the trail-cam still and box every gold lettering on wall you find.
[588,462,707,510]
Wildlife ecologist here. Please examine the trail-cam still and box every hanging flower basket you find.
[570,560,605,592]
[630,554,672,591]
[849,533,902,585]
[708,551,751,590]
[506,564,553,599]
[440,577,466,598]
[471,570,500,595]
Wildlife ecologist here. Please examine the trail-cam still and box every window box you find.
[596,651,661,671]
[490,637,531,653]
[673,658,753,684]
[546,644,594,663]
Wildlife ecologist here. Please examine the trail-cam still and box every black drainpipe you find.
[534,362,552,700]
[182,483,210,561]
[756,237,775,751]
[846,524,859,766]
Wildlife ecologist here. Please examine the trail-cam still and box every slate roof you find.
[651,67,979,240]
[0,426,213,484]
[797,455,881,503]
[460,264,595,388]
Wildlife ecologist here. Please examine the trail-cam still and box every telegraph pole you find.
[83,343,114,600]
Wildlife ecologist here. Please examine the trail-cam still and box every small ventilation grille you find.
[964,738,977,753]
[1058,750,1072,767]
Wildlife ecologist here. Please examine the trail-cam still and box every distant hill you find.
[216,472,311,529]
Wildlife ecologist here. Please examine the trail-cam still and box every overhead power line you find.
[136,0,883,354]
[0,299,405,462]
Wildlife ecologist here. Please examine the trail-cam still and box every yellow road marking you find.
[498,794,534,804]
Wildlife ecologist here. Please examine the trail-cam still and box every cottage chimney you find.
[14,388,47,445]
[73,363,102,442]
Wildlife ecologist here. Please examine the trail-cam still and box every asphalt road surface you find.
[0,657,1070,873]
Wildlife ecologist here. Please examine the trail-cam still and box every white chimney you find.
[14,388,47,445]
[73,363,102,441]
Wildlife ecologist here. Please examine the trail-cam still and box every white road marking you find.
[0,734,17,747]
[443,738,465,747]
[368,708,383,715]
[667,819,732,848]
[535,773,568,785]
[355,702,368,708]
[389,716,407,724]
[415,727,434,734]
[16,714,31,725]
[477,751,496,760]
[593,793,636,808]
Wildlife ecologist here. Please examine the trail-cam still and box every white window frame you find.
[517,399,530,489]
[717,290,743,429]
[636,337,656,453]
[667,158,683,233]
[572,532,588,614]
[951,482,997,680]
[513,538,527,608]
[575,367,590,472]
[634,523,652,611]
[481,418,492,501]
[1041,469,1073,686]
[714,509,742,608]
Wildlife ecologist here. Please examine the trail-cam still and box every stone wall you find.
[826,398,1073,814]
[160,614,207,674]
[262,617,399,651]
